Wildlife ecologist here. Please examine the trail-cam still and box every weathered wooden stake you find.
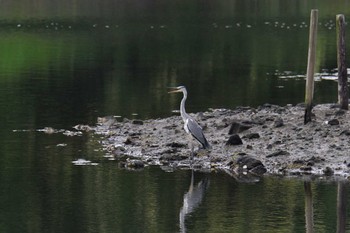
[336,14,348,110]
[304,9,318,124]
[336,182,347,233]
[304,182,314,233]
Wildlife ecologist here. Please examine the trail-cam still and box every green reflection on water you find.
[1,157,348,233]
[0,21,342,124]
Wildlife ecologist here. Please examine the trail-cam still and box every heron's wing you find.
[187,118,210,149]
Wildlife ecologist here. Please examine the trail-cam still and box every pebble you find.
[228,121,252,134]
[226,134,243,145]
[243,133,260,139]
[266,150,290,158]
[323,167,334,176]
[327,119,340,125]
[274,118,284,127]
[126,159,144,169]
[132,120,144,125]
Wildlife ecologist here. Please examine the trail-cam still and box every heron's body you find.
[169,86,211,151]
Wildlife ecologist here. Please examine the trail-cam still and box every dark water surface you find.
[1,0,350,232]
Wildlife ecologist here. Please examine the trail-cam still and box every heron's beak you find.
[168,87,181,93]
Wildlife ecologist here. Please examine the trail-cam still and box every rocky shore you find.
[94,104,350,181]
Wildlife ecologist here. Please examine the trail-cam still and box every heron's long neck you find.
[180,90,190,121]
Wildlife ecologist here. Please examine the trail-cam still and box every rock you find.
[327,119,340,125]
[266,150,290,158]
[300,166,312,171]
[214,119,229,129]
[72,158,97,166]
[258,103,274,109]
[330,104,341,109]
[274,118,284,127]
[161,148,179,154]
[128,132,141,136]
[265,117,274,121]
[323,167,334,176]
[226,134,243,145]
[42,127,56,134]
[235,155,266,175]
[293,159,304,165]
[228,121,252,134]
[97,116,116,127]
[113,145,126,156]
[166,142,186,148]
[242,133,260,139]
[251,117,265,125]
[335,110,346,116]
[340,130,350,136]
[132,120,144,125]
[306,161,314,166]
[73,124,93,131]
[124,137,133,145]
[306,156,325,164]
[126,159,144,169]
[250,165,267,175]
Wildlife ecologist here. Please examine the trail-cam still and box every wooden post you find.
[304,9,318,124]
[304,182,314,233]
[336,14,348,110]
[336,182,347,233]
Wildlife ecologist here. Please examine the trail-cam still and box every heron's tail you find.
[202,137,211,150]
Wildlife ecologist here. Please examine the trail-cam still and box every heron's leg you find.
[190,144,194,161]
[190,143,194,169]
[188,135,194,168]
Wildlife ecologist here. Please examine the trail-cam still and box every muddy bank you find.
[94,104,350,180]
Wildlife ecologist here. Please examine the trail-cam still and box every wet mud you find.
[93,104,350,181]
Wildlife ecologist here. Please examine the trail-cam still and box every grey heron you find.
[168,86,211,155]
[179,170,209,233]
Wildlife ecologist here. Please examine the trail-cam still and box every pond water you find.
[1,0,350,232]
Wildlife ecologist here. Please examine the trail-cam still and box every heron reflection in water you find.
[179,170,209,233]
[168,86,211,158]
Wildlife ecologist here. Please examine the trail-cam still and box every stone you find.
[235,155,266,175]
[166,142,186,148]
[293,159,304,165]
[340,130,350,136]
[274,117,284,127]
[250,165,267,175]
[266,150,290,158]
[300,166,312,171]
[124,137,133,145]
[226,134,243,145]
[323,167,334,176]
[126,159,144,169]
[242,133,260,139]
[335,110,346,116]
[132,120,144,125]
[327,119,339,125]
[228,121,252,134]
[112,145,126,156]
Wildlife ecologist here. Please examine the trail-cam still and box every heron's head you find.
[168,86,186,94]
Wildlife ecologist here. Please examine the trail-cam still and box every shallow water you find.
[1,0,350,232]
